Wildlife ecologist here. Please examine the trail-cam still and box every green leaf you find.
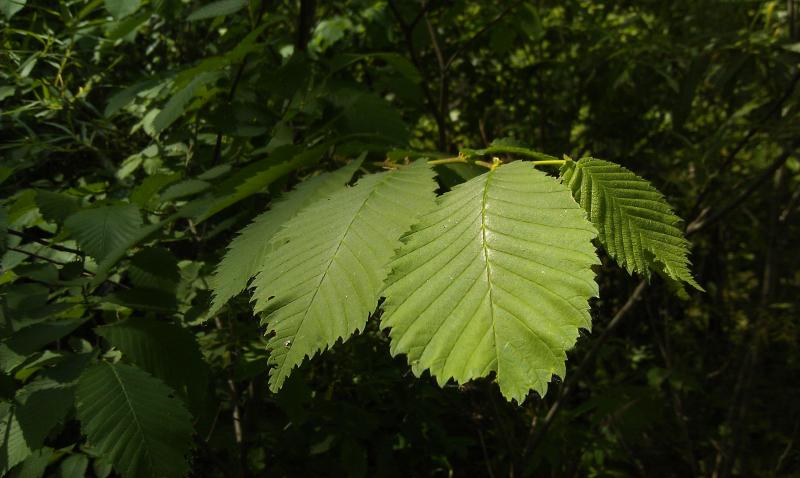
[107,10,151,42]
[252,160,437,392]
[128,247,180,291]
[105,288,178,312]
[104,0,140,19]
[0,380,75,475]
[35,190,80,224]
[90,222,163,288]
[151,72,219,134]
[334,92,409,144]
[76,362,193,478]
[186,0,247,21]
[194,143,330,222]
[329,53,421,84]
[9,447,53,478]
[0,319,88,373]
[130,173,181,207]
[104,78,164,118]
[95,317,209,412]
[1,0,26,19]
[559,158,702,291]
[381,162,599,402]
[57,454,88,478]
[209,157,363,314]
[159,179,210,202]
[64,204,142,262]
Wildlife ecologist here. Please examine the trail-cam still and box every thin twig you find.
[689,70,800,218]
[774,414,800,476]
[211,0,270,166]
[6,246,130,289]
[424,13,450,150]
[646,299,699,476]
[686,144,797,235]
[476,427,497,478]
[442,1,524,72]
[7,246,75,268]
[7,228,83,256]
[408,0,434,30]
[523,142,799,458]
[387,0,448,149]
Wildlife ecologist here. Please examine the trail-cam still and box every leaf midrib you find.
[272,173,394,380]
[108,363,155,476]
[479,170,500,377]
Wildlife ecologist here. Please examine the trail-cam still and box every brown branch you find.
[295,0,316,52]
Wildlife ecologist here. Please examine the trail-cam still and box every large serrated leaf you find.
[559,158,702,291]
[95,317,209,412]
[209,158,364,315]
[64,204,142,262]
[76,362,192,478]
[381,161,599,402]
[252,160,437,392]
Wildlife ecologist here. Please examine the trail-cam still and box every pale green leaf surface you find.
[64,204,142,262]
[252,160,437,392]
[209,157,363,314]
[76,362,192,478]
[381,162,599,402]
[560,158,702,290]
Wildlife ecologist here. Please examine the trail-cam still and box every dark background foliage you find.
[1,0,799,476]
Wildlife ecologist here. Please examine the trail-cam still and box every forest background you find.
[1,0,800,476]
